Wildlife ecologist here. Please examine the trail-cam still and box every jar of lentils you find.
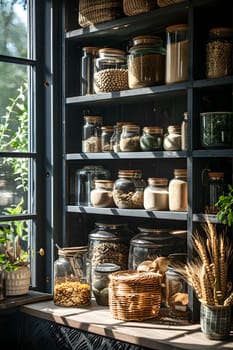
[143,177,169,210]
[206,27,233,79]
[113,169,146,209]
[119,124,141,151]
[140,126,163,151]
[94,48,128,93]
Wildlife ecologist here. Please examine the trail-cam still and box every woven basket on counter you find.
[123,0,156,16]
[109,270,162,321]
[157,0,186,7]
[78,0,123,28]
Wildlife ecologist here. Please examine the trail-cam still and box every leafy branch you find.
[215,184,233,227]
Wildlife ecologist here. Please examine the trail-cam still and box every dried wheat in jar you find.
[168,169,188,211]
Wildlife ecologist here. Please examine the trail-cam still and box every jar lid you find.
[58,246,88,257]
[132,35,162,46]
[208,172,224,179]
[143,126,163,133]
[209,27,233,35]
[168,125,181,132]
[83,115,103,122]
[116,121,134,127]
[101,126,114,132]
[83,46,99,54]
[122,124,140,132]
[94,263,121,273]
[148,178,168,186]
[118,169,142,178]
[94,179,114,189]
[98,48,126,56]
[166,24,188,32]
[174,169,187,176]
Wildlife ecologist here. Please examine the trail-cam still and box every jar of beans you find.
[128,35,165,89]
[140,126,163,151]
[206,27,233,79]
[119,124,141,152]
[94,48,128,93]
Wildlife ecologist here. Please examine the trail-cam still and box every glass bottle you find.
[168,169,188,211]
[206,172,225,214]
[163,125,181,151]
[181,112,188,151]
[53,246,91,307]
[90,179,115,208]
[101,126,114,152]
[143,177,169,210]
[206,27,233,79]
[119,124,141,152]
[140,126,163,151]
[113,169,146,209]
[165,24,189,84]
[128,35,165,89]
[81,46,99,96]
[82,115,103,152]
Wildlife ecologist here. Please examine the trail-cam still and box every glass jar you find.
[75,165,110,206]
[81,46,99,96]
[163,125,181,151]
[165,24,189,84]
[140,126,163,151]
[90,179,115,208]
[143,177,169,210]
[119,124,141,152]
[113,169,146,208]
[205,172,225,214]
[82,115,103,152]
[94,48,128,93]
[110,121,134,152]
[181,112,188,151]
[53,246,91,307]
[206,27,233,79]
[169,169,188,211]
[92,263,120,306]
[101,126,114,152]
[128,35,165,89]
[200,112,233,149]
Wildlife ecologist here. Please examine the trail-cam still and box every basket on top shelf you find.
[108,270,162,321]
[78,0,124,28]
[123,0,156,16]
[157,0,186,7]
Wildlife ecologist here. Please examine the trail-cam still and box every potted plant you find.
[173,220,233,340]
[215,184,233,227]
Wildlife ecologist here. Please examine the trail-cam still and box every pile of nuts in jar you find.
[54,277,91,307]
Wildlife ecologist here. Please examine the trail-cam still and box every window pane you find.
[0,0,28,58]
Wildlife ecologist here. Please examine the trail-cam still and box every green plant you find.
[215,184,233,227]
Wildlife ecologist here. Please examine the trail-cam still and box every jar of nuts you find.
[53,246,91,307]
[94,48,128,93]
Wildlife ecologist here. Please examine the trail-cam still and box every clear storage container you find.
[81,46,99,96]
[119,124,141,152]
[82,115,103,152]
[101,126,114,152]
[110,121,134,152]
[140,126,163,151]
[90,179,115,208]
[143,177,169,211]
[168,169,188,211]
[163,125,181,151]
[204,171,225,214]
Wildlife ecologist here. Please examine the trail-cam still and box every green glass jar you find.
[140,126,163,151]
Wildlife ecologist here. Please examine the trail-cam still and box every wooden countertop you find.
[21,299,233,350]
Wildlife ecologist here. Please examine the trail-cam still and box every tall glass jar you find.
[82,115,103,152]
[205,172,225,214]
[143,177,169,210]
[181,112,188,151]
[113,169,146,209]
[94,48,128,93]
[163,125,181,151]
[90,179,115,208]
[165,24,189,84]
[206,27,233,79]
[53,246,91,307]
[168,169,188,211]
[101,126,114,152]
[119,124,141,152]
[140,126,163,151]
[128,35,165,88]
[81,46,99,96]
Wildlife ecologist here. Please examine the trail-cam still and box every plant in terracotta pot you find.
[173,221,233,340]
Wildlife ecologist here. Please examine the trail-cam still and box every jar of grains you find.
[119,124,141,151]
[82,115,103,152]
[90,179,115,208]
[53,246,91,307]
[165,24,189,84]
[101,126,114,152]
[113,169,146,209]
[128,35,165,89]
[168,168,188,211]
[140,126,163,151]
[94,48,128,93]
[206,27,233,79]
[163,125,182,151]
[143,177,169,210]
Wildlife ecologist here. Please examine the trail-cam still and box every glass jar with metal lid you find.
[128,35,165,89]
[163,125,181,151]
[94,48,128,93]
[90,179,115,208]
[113,169,146,209]
[101,125,114,152]
[165,24,189,84]
[168,168,188,211]
[119,124,141,152]
[143,177,169,211]
[53,246,91,307]
[140,126,163,151]
[82,115,103,152]
[206,27,233,79]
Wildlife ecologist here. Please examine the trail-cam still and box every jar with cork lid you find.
[82,115,103,152]
[140,126,163,151]
[163,125,182,151]
[90,179,115,208]
[119,124,141,152]
[143,177,169,210]
[168,169,188,211]
[101,126,114,152]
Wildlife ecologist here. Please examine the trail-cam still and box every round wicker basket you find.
[123,0,156,16]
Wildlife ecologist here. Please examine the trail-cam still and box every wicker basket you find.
[78,0,123,28]
[123,0,156,16]
[109,270,161,321]
[157,0,186,7]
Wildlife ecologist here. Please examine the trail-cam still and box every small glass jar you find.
[92,263,120,306]
[143,177,169,210]
[82,115,103,152]
[119,124,141,152]
[113,169,146,209]
[140,126,163,151]
[168,169,188,211]
[53,246,91,307]
[94,48,128,93]
[128,35,165,89]
[90,179,115,208]
[81,46,99,96]
[206,27,233,79]
[110,121,134,152]
[200,112,233,149]
[181,112,188,151]
[205,172,225,214]
[165,24,189,84]
[101,126,114,152]
[163,125,182,151]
